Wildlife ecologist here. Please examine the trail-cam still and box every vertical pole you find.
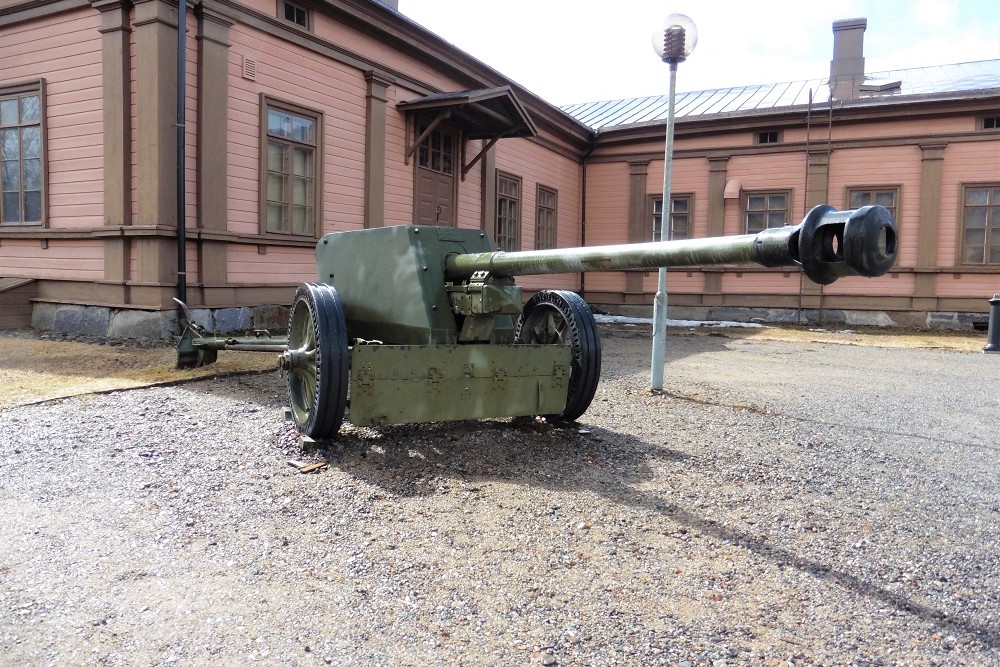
[984,294,1000,353]
[176,0,187,309]
[650,63,678,391]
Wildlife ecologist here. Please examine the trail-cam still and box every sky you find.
[397,0,1000,106]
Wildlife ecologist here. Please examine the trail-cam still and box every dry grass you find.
[0,337,277,410]
[599,320,987,353]
[698,324,988,352]
[0,323,987,411]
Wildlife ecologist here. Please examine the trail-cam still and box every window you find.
[1,82,44,226]
[495,172,521,252]
[743,191,789,233]
[262,98,321,237]
[280,0,310,29]
[961,185,1000,265]
[848,187,898,221]
[651,194,691,241]
[755,130,780,144]
[980,116,1000,130]
[418,124,454,176]
[535,185,557,249]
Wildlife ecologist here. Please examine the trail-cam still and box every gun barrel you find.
[448,234,757,277]
[445,205,896,286]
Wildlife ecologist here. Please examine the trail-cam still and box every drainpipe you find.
[580,158,586,296]
[176,0,187,311]
[579,136,597,297]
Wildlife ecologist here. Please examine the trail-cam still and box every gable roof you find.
[562,60,1000,131]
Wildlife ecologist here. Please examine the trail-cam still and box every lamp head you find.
[652,13,697,65]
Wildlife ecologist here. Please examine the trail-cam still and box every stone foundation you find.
[23,301,992,339]
[595,304,990,331]
[30,303,290,340]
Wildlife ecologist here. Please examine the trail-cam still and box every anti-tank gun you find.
[252,204,893,439]
[176,205,894,436]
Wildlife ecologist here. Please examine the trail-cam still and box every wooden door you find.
[414,123,457,226]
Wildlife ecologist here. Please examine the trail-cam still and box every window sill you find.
[259,231,319,244]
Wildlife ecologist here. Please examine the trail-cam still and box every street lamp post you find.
[650,13,697,392]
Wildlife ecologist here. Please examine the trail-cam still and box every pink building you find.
[0,2,998,336]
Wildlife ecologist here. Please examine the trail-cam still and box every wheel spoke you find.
[301,370,315,409]
[551,316,567,343]
[304,321,315,351]
[528,309,568,345]
[544,312,557,341]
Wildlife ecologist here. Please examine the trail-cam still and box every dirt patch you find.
[0,335,277,410]
[725,324,986,351]
[603,321,988,353]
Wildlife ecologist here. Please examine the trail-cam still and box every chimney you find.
[830,18,867,100]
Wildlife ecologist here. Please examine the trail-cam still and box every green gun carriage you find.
[178,204,896,439]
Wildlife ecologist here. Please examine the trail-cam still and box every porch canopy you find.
[397,86,538,178]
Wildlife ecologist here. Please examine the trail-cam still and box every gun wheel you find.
[515,290,601,422]
[284,283,349,440]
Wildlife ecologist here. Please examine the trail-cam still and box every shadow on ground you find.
[307,400,997,653]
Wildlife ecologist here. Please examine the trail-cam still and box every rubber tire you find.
[286,283,349,439]
[515,290,601,422]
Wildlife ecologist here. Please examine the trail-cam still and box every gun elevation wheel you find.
[282,283,349,440]
[515,290,601,422]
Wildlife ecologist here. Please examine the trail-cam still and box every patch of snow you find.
[594,314,767,329]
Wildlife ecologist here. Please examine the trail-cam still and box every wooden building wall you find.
[0,0,588,320]
[0,7,104,281]
[492,135,582,293]
[0,0,997,332]
[582,106,1000,317]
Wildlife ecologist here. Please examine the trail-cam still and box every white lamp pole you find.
[650,13,697,392]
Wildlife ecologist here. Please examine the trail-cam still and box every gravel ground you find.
[1,326,998,666]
